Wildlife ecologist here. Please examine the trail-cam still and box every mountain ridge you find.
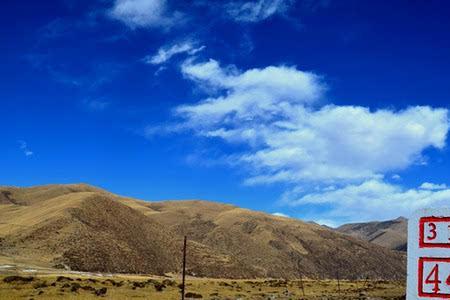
[336,217,407,251]
[0,184,406,279]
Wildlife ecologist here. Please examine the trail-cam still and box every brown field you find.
[0,273,406,300]
[0,185,407,299]
[0,185,406,280]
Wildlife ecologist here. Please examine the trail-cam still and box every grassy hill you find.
[337,217,407,251]
[0,184,406,279]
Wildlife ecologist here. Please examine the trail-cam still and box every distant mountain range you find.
[0,184,405,279]
[337,217,407,251]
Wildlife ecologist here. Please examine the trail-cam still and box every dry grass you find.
[0,274,405,300]
[337,218,407,251]
[0,184,406,280]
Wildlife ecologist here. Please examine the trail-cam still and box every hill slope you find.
[337,217,407,251]
[0,184,406,279]
[0,184,180,274]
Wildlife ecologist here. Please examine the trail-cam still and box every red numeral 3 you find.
[427,223,437,240]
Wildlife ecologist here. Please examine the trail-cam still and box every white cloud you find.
[272,212,290,218]
[108,0,182,29]
[177,59,324,127]
[419,182,448,191]
[144,41,205,65]
[153,65,167,76]
[284,180,450,223]
[159,58,449,223]
[244,105,447,184]
[313,219,339,228]
[174,59,449,185]
[18,140,33,157]
[225,0,295,23]
[391,174,401,180]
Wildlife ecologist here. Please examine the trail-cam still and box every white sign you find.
[407,208,450,299]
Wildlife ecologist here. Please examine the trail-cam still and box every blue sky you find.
[1,0,450,226]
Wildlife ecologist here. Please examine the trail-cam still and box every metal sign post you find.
[407,208,450,299]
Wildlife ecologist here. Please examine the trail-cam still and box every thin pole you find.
[299,274,305,296]
[181,236,187,300]
[335,249,341,296]
[362,275,369,291]
[336,270,341,296]
[297,258,305,297]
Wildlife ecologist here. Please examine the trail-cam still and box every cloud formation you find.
[108,0,182,29]
[18,140,34,157]
[144,41,205,65]
[157,58,449,223]
[419,182,448,190]
[391,174,401,180]
[108,0,302,30]
[177,59,324,127]
[175,59,448,185]
[285,180,450,222]
[272,212,290,218]
[225,0,295,23]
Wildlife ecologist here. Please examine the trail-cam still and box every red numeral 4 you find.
[425,264,441,293]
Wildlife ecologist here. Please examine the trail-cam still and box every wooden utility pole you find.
[297,258,305,296]
[336,270,341,296]
[362,275,369,290]
[299,273,305,297]
[181,236,187,300]
[334,248,341,296]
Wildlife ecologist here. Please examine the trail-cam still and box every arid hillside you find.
[337,217,407,251]
[0,184,406,279]
[0,184,180,275]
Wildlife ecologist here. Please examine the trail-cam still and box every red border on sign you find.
[418,257,450,298]
[419,217,450,248]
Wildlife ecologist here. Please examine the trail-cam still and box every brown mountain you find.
[337,217,407,251]
[0,184,406,279]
